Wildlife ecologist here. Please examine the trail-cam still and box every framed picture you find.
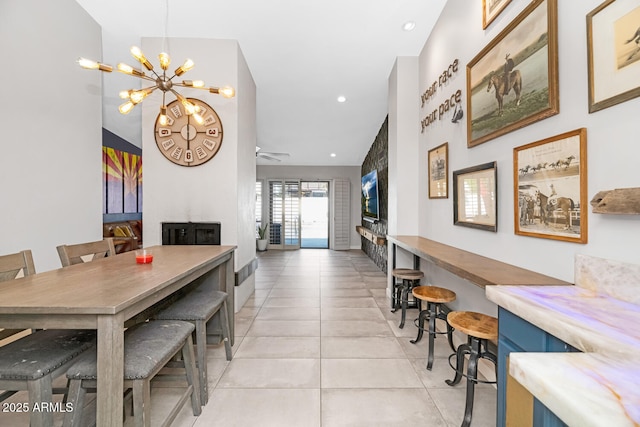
[483,0,512,29]
[428,142,448,199]
[513,128,588,243]
[587,0,640,113]
[467,0,559,147]
[453,161,498,232]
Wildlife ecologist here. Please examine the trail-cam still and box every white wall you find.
[257,165,362,249]
[141,38,257,310]
[388,57,420,236]
[413,0,640,287]
[0,0,103,272]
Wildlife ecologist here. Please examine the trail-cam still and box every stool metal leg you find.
[426,302,438,370]
[446,321,456,353]
[460,337,482,427]
[390,282,401,312]
[399,280,409,328]
[410,309,429,344]
[446,339,471,387]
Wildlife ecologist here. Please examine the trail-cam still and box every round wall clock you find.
[154,98,223,167]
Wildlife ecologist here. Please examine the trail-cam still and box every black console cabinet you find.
[162,222,221,245]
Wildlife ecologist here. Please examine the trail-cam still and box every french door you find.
[268,179,300,249]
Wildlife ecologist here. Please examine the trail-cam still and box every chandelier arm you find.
[168,88,185,102]
[134,74,158,83]
[172,83,207,89]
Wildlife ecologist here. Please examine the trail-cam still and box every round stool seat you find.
[412,285,456,304]
[392,268,424,280]
[447,311,498,341]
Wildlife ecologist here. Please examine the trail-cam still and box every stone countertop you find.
[509,352,640,427]
[486,284,640,426]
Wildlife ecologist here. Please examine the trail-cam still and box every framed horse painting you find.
[587,0,640,113]
[513,128,588,244]
[428,142,448,199]
[467,0,559,148]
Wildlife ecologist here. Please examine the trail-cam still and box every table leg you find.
[389,243,397,309]
[96,313,125,427]
[225,253,235,344]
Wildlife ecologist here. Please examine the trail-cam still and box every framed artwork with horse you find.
[467,0,559,148]
[513,128,588,244]
[428,142,449,199]
[587,0,640,113]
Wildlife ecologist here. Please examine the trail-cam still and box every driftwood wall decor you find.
[590,188,640,214]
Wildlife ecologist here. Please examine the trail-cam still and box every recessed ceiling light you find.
[330,153,336,157]
[337,96,346,103]
[402,21,416,32]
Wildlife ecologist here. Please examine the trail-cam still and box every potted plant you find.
[256,223,269,251]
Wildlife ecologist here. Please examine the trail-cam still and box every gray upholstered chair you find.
[0,249,96,427]
[153,282,232,406]
[64,320,201,427]
[56,237,117,267]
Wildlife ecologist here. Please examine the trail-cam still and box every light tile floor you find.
[0,249,497,426]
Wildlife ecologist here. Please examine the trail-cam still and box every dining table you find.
[0,244,236,427]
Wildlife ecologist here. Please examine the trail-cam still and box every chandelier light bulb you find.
[175,58,194,76]
[119,90,132,99]
[130,46,153,71]
[193,112,204,125]
[220,86,235,99]
[158,52,171,70]
[159,106,168,126]
[210,86,236,99]
[129,90,147,104]
[182,80,205,88]
[117,63,146,77]
[118,101,135,114]
[77,57,112,72]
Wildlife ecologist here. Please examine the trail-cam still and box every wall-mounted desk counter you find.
[386,235,570,288]
[387,235,574,427]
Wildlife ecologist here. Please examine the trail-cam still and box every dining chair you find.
[64,319,201,427]
[0,250,96,427]
[56,237,117,267]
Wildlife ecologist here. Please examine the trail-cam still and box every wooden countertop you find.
[387,235,570,288]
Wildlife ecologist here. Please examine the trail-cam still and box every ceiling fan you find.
[256,146,290,162]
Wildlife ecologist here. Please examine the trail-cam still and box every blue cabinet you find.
[497,307,577,427]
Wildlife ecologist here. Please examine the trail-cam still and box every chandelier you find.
[77,46,235,126]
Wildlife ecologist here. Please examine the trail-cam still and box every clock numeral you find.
[204,115,216,126]
[195,146,208,160]
[206,127,220,137]
[202,139,217,151]
[170,146,183,160]
[161,139,175,150]
[197,106,207,116]
[185,149,194,163]
[170,104,183,118]
[158,128,172,137]
[164,116,175,126]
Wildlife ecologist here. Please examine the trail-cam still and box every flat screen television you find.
[361,169,380,222]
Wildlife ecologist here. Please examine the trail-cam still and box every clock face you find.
[154,98,223,167]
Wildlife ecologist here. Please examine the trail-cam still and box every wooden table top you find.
[387,235,570,288]
[0,245,236,315]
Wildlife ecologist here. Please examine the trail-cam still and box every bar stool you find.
[445,311,498,427]
[410,285,457,370]
[390,268,424,328]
